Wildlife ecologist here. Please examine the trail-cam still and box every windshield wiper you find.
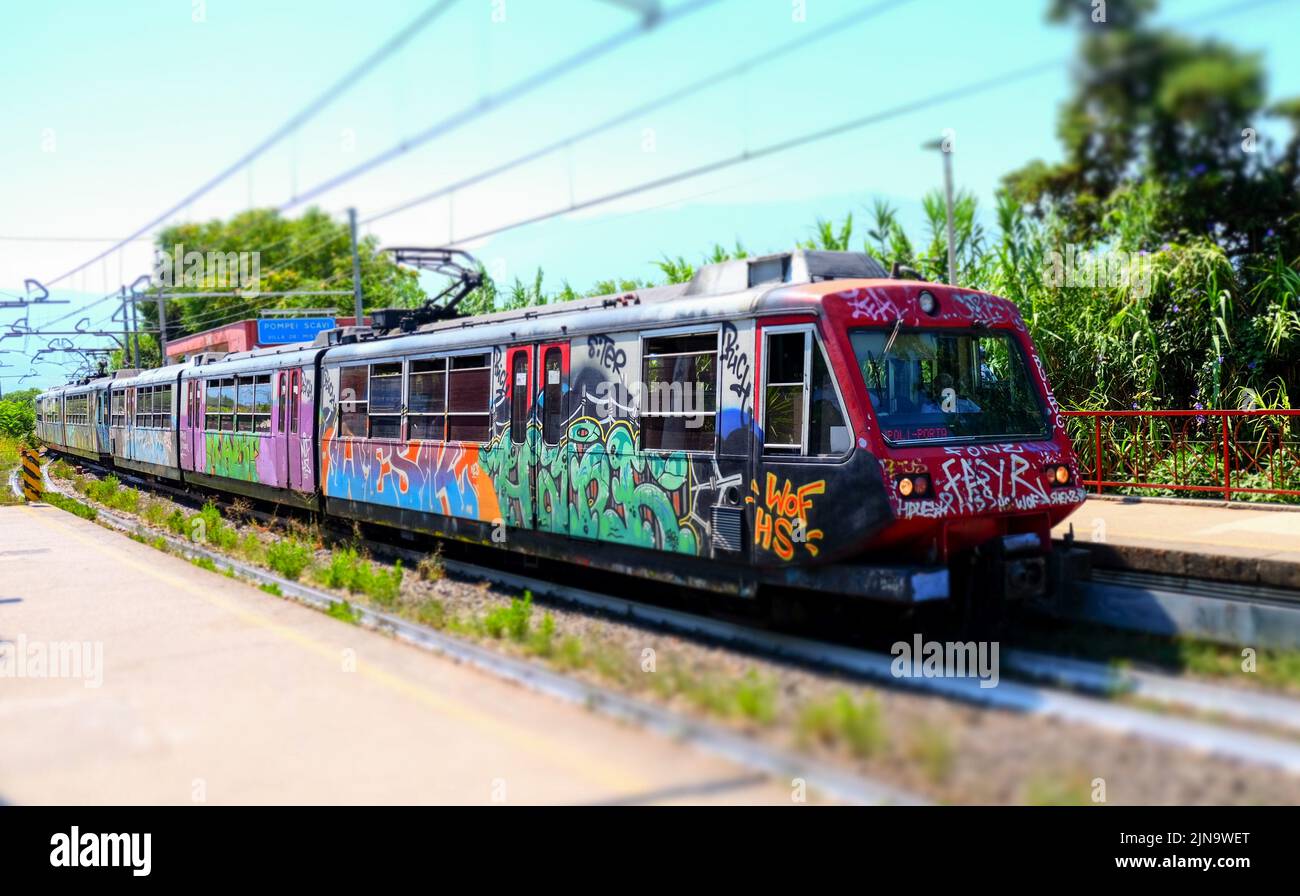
[882,317,903,358]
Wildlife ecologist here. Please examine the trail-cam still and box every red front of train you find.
[797,279,1087,598]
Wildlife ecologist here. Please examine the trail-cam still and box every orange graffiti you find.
[745,473,825,560]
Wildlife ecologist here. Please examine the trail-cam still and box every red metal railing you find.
[1061,410,1300,501]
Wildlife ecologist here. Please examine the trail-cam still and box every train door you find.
[287,367,305,492]
[276,370,290,486]
[750,320,853,565]
[180,379,196,468]
[532,341,569,534]
[94,390,106,455]
[502,346,533,530]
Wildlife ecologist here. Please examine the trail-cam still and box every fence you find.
[1061,410,1300,502]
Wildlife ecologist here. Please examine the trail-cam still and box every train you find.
[36,249,1087,611]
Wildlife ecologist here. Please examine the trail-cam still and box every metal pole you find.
[941,148,956,286]
[120,287,129,369]
[156,292,169,365]
[349,208,364,325]
[129,297,141,368]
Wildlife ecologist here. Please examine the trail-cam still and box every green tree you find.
[0,394,36,440]
[1005,0,1300,262]
[133,207,425,356]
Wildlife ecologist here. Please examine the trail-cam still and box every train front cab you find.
[796,280,1087,609]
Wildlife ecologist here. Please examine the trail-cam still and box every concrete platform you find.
[1053,497,1300,590]
[0,504,803,805]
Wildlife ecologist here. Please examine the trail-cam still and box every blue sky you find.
[2,0,1298,389]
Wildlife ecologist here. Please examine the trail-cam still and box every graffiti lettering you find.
[587,334,627,377]
[747,473,824,560]
[206,431,259,480]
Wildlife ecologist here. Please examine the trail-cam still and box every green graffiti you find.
[205,431,260,481]
[479,416,699,554]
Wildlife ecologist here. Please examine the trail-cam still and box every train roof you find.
[176,343,324,380]
[42,250,991,385]
[325,250,899,364]
[62,376,115,395]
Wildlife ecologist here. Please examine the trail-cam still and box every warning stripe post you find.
[20,447,43,503]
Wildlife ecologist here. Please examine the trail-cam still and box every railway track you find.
[40,458,1300,776]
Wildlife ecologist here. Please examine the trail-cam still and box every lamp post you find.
[922,136,956,286]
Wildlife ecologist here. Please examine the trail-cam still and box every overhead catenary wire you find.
[280,0,725,212]
[362,0,913,227]
[37,0,464,290]
[430,0,1287,248]
[27,0,713,337]
[444,56,1064,247]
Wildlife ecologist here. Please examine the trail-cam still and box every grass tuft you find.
[266,538,312,580]
[327,599,361,624]
[798,692,886,759]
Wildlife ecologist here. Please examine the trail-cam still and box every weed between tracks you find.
[42,459,1300,806]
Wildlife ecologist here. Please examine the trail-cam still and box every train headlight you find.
[895,474,930,499]
[1044,464,1071,486]
[918,290,938,315]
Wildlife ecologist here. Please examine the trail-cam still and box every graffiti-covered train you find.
[35,249,1086,610]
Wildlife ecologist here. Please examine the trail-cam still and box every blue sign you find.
[256,317,336,345]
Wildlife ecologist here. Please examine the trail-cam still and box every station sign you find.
[256,317,336,345]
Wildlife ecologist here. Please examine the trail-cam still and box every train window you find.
[408,358,447,441]
[132,388,146,428]
[157,385,172,428]
[66,394,89,426]
[762,329,850,457]
[763,332,807,454]
[640,333,717,452]
[368,363,402,439]
[290,370,300,435]
[542,348,563,445]
[277,373,287,433]
[203,380,215,430]
[510,352,529,444]
[252,375,272,434]
[447,353,491,443]
[218,378,235,431]
[851,329,1049,444]
[339,366,368,438]
[235,378,255,432]
[808,344,849,455]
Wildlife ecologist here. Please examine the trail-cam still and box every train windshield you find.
[850,328,1050,445]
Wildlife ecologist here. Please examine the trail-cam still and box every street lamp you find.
[922,136,956,286]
